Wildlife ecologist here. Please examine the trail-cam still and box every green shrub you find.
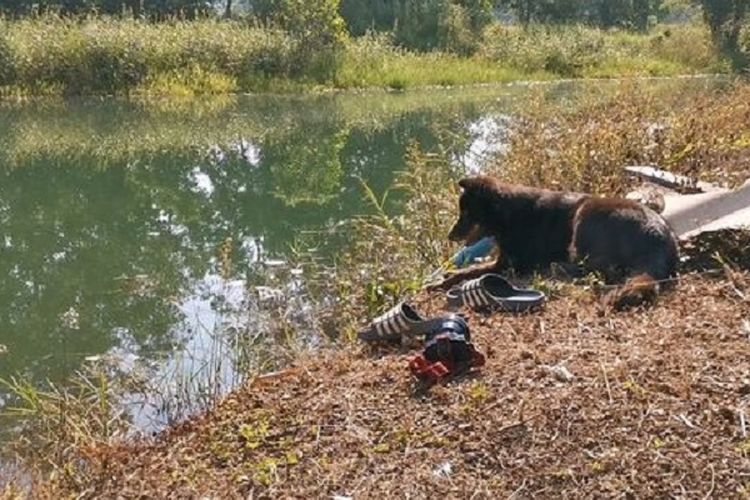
[741,23,750,56]
[340,0,492,53]
[246,0,348,80]
[647,24,725,71]
[437,2,477,55]
[0,32,16,87]
[67,28,149,94]
[0,16,302,95]
[479,24,608,77]
[391,0,444,51]
[478,23,724,77]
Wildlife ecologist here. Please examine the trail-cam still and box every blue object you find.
[451,236,496,268]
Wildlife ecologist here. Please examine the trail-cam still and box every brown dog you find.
[440,176,679,309]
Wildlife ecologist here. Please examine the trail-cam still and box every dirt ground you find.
[32,230,750,499]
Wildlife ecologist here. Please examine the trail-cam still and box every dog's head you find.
[448,176,494,242]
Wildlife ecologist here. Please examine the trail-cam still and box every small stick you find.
[741,410,748,439]
[702,464,715,500]
[509,479,528,500]
[674,414,698,430]
[252,368,298,385]
[601,362,613,404]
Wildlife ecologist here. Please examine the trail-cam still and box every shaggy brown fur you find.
[440,176,680,310]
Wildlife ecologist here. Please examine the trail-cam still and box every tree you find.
[339,0,396,36]
[456,0,494,30]
[245,0,347,79]
[698,0,748,63]
[499,0,664,30]
[338,0,493,53]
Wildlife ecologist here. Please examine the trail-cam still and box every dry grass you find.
[28,253,750,497]
[493,80,750,193]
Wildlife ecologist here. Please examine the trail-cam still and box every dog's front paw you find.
[424,280,449,292]
[428,273,465,291]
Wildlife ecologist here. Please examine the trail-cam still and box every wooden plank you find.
[624,165,702,193]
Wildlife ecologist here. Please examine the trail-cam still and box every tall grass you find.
[294,149,460,339]
[491,81,750,192]
[0,370,129,476]
[0,16,302,96]
[0,17,735,97]
[335,33,550,89]
[478,23,728,78]
[335,24,729,89]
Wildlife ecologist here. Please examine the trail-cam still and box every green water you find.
[0,86,537,386]
[0,78,725,429]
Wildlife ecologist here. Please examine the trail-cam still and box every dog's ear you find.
[458,176,491,192]
[458,177,479,191]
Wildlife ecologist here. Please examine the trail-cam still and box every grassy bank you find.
[4,81,750,496]
[23,265,750,498]
[0,17,733,97]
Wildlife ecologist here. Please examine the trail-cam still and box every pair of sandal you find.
[358,274,545,342]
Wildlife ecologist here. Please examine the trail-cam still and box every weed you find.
[137,66,239,97]
[479,23,725,79]
[252,457,278,486]
[468,380,490,406]
[0,369,129,479]
[296,144,459,340]
[590,461,603,473]
[239,418,270,450]
[0,16,302,96]
[372,443,391,453]
[623,379,648,400]
[284,451,300,466]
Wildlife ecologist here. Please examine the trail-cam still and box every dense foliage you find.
[1,0,746,57]
[0,0,747,94]
[337,0,493,52]
[698,0,747,63]
[499,0,665,30]
[0,17,727,96]
[0,0,210,18]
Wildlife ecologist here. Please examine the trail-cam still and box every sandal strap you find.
[424,317,470,350]
[461,278,492,309]
[372,305,410,337]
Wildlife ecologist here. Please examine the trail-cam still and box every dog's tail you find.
[606,273,661,310]
[606,241,679,311]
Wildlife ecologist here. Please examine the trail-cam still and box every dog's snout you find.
[448,218,471,242]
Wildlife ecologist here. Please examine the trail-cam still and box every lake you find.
[0,78,723,434]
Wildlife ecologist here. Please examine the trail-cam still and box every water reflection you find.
[0,89,514,396]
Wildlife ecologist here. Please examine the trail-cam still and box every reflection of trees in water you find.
[0,103,483,383]
[266,128,348,206]
[0,164,190,380]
